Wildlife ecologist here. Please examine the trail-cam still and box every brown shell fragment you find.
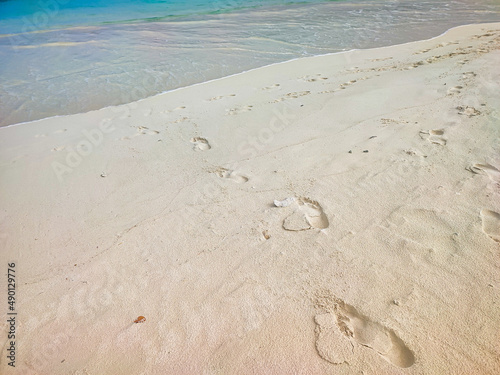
[134,316,146,323]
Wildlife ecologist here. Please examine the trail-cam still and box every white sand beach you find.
[0,22,499,374]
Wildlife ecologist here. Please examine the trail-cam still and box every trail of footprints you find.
[315,297,415,368]
[191,30,494,370]
[343,30,499,74]
[41,30,499,369]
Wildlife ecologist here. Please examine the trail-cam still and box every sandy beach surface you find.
[1,22,499,374]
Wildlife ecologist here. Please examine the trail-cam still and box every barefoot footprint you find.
[457,105,481,116]
[315,298,415,368]
[262,83,280,91]
[469,163,500,184]
[226,105,253,115]
[315,313,354,365]
[300,74,328,82]
[420,129,446,145]
[190,137,211,151]
[216,168,248,183]
[207,94,236,101]
[446,86,462,95]
[282,197,329,231]
[480,209,500,242]
[273,91,311,103]
[137,126,160,135]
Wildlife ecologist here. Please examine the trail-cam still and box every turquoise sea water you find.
[0,0,499,126]
[0,0,329,33]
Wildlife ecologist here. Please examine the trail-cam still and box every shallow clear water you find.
[0,0,499,126]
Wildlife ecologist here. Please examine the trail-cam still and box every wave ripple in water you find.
[0,0,499,126]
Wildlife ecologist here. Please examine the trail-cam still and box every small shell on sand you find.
[274,197,295,207]
[134,316,146,323]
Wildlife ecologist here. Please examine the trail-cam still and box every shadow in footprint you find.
[262,83,280,91]
[333,299,415,368]
[420,129,446,145]
[190,137,211,151]
[480,209,500,242]
[226,105,253,115]
[446,86,462,95]
[282,197,329,231]
[216,168,248,183]
[469,163,500,182]
[315,313,353,364]
[457,105,481,116]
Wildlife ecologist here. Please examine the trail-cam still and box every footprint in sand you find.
[469,163,500,192]
[120,126,160,140]
[164,106,186,114]
[339,80,357,89]
[315,299,415,368]
[226,105,253,115]
[53,129,67,134]
[300,74,328,82]
[404,149,427,158]
[262,83,280,91]
[170,116,190,124]
[469,163,500,182]
[480,209,500,242]
[446,85,463,95]
[472,32,496,39]
[413,48,431,55]
[282,197,329,231]
[461,71,477,79]
[136,126,160,135]
[457,105,481,117]
[405,60,426,70]
[190,137,211,151]
[315,314,354,365]
[420,129,446,145]
[215,168,248,183]
[207,94,236,101]
[286,91,311,99]
[370,56,394,61]
[272,91,311,103]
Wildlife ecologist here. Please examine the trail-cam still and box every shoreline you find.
[2,21,499,130]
